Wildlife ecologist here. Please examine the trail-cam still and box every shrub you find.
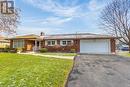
[0,48,4,52]
[9,48,17,53]
[22,48,26,52]
[40,48,48,53]
[17,48,25,53]
[3,47,10,52]
[17,48,23,53]
[70,49,76,53]
[0,48,17,53]
[5,45,10,49]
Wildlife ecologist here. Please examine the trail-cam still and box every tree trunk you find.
[129,42,130,53]
[129,36,130,53]
[128,31,130,53]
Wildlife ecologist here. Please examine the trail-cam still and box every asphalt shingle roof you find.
[41,33,116,40]
[7,33,117,40]
[0,35,9,42]
[8,34,39,39]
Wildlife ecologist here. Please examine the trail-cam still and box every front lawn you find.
[118,51,130,57]
[0,53,73,87]
[41,52,77,57]
[123,53,130,57]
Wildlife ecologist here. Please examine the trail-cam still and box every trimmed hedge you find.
[39,48,48,53]
[70,49,76,53]
[0,48,17,53]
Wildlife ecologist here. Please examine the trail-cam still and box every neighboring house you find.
[0,35,10,48]
[8,33,117,54]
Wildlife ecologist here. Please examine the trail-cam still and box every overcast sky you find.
[15,0,111,35]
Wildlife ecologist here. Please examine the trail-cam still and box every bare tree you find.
[0,1,20,34]
[100,0,130,52]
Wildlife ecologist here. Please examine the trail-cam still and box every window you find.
[13,40,24,48]
[60,40,73,46]
[52,41,55,45]
[46,40,57,46]
[47,41,51,45]
[67,41,71,45]
[62,41,66,45]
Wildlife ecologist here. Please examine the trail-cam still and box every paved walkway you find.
[19,52,74,59]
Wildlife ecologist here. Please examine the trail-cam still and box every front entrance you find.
[26,40,41,51]
[33,40,41,51]
[26,41,34,51]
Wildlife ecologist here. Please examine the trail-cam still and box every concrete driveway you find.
[66,54,130,87]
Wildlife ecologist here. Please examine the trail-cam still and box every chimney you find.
[40,32,45,36]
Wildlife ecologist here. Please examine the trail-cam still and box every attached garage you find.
[80,39,112,54]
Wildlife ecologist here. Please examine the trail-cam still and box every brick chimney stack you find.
[40,32,45,36]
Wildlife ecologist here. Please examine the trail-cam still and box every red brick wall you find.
[10,40,13,48]
[110,38,116,53]
[25,40,27,50]
[42,39,80,52]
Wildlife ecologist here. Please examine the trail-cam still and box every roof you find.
[7,33,117,40]
[0,35,5,40]
[41,33,117,40]
[7,34,39,39]
[0,35,10,42]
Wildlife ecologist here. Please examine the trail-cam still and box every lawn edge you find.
[117,52,130,57]
[18,53,74,60]
[64,56,77,87]
[116,54,130,58]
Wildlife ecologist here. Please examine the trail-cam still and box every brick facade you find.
[42,39,80,52]
[10,40,13,48]
[10,38,116,53]
[110,38,116,53]
[9,36,116,53]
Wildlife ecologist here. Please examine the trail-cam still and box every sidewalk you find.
[19,52,74,59]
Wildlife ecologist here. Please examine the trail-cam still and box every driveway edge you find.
[64,56,77,87]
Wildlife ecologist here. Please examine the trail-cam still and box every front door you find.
[26,41,34,51]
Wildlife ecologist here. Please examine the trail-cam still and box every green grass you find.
[0,53,73,87]
[123,53,130,57]
[41,52,77,57]
[119,51,130,57]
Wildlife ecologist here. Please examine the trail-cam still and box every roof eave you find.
[43,37,118,40]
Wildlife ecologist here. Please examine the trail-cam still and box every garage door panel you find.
[80,39,110,54]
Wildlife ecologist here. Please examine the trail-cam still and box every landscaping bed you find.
[0,53,73,87]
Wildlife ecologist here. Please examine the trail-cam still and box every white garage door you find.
[80,39,110,54]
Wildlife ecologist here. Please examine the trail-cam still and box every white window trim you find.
[13,39,24,48]
[60,40,73,46]
[46,40,57,46]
